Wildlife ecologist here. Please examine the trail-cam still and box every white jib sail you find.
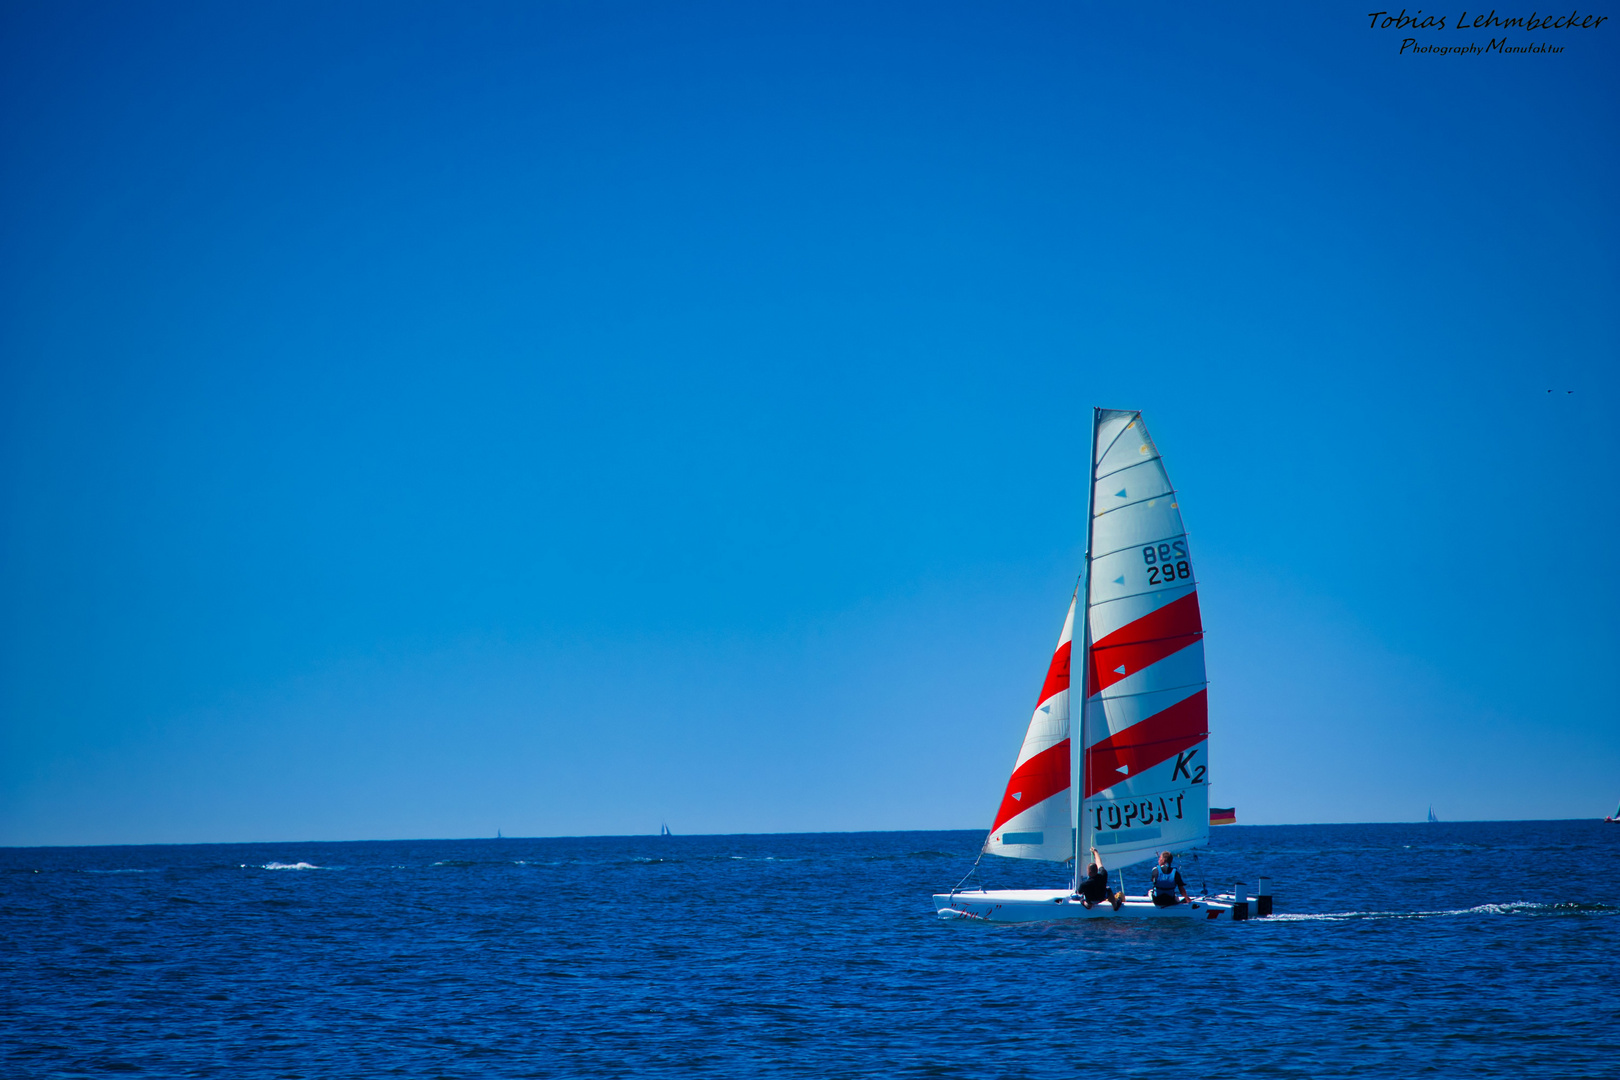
[984,592,1076,862]
[1081,410,1210,870]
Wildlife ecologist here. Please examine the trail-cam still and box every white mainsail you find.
[1079,409,1210,869]
[983,592,1076,863]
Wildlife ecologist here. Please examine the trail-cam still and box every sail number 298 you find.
[1142,540,1190,586]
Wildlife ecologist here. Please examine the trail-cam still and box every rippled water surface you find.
[3,821,1617,1078]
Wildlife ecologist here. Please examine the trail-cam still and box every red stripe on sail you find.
[1083,690,1207,798]
[1088,591,1203,694]
[991,739,1070,833]
[1036,640,1071,708]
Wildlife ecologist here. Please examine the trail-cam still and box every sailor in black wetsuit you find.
[1149,851,1191,907]
[1076,846,1123,910]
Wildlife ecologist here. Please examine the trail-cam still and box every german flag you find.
[1210,807,1237,825]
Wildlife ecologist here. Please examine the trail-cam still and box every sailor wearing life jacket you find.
[1150,851,1190,907]
[1075,846,1124,911]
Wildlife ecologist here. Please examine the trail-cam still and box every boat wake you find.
[1267,901,1615,922]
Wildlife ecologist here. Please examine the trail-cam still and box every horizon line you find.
[2,817,1609,851]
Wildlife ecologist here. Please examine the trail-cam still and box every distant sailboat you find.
[660,822,672,837]
[1427,806,1439,823]
[935,409,1264,923]
[1605,799,1619,824]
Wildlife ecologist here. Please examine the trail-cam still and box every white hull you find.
[933,888,1240,922]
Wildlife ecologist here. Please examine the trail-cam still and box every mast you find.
[1072,406,1101,893]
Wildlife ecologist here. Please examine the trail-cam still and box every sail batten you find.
[1091,534,1192,563]
[1095,458,1172,484]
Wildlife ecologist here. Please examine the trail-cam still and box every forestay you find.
[1081,409,1209,869]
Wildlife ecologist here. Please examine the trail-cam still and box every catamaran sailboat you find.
[935,408,1266,923]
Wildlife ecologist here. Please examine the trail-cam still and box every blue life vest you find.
[1151,865,1180,896]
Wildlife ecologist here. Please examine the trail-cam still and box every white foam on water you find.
[256,861,321,871]
[1265,901,1584,922]
[721,855,792,862]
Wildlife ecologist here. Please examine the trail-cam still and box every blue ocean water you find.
[2,821,1616,1078]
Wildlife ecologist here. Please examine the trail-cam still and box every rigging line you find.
[1094,455,1166,484]
[951,851,987,897]
[1091,409,1139,469]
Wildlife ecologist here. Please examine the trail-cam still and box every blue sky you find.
[2,3,1616,846]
